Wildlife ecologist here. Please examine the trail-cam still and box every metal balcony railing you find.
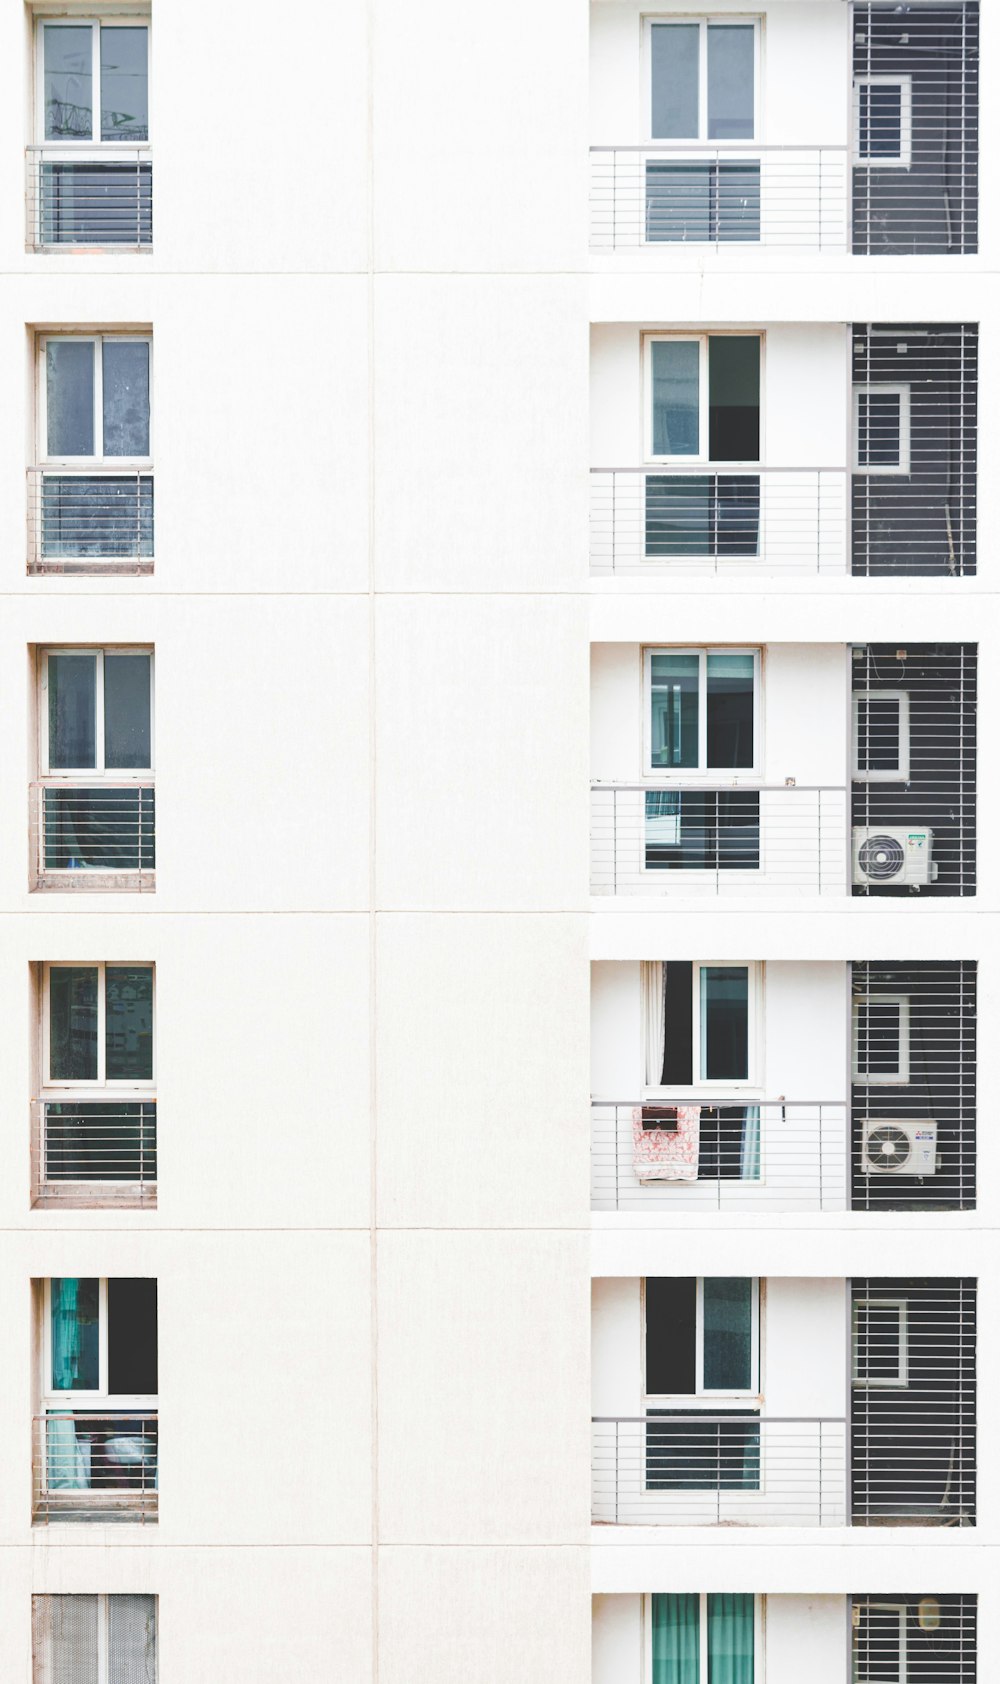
[592,1100,848,1212]
[590,146,850,252]
[26,147,152,249]
[28,470,154,569]
[34,1411,158,1523]
[591,785,848,897]
[35,783,156,878]
[592,1416,848,1527]
[590,468,848,576]
[38,1102,157,1193]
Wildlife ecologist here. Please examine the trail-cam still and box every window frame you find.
[39,646,155,779]
[644,16,762,145]
[853,72,912,169]
[643,332,763,466]
[37,333,154,470]
[852,1600,907,1683]
[852,689,910,782]
[33,1592,158,1684]
[852,1298,909,1389]
[643,1592,762,1683]
[852,993,910,1085]
[34,15,152,148]
[642,959,761,1097]
[643,646,761,779]
[41,960,156,1092]
[42,1276,156,1409]
[852,383,910,476]
[643,1275,762,1402]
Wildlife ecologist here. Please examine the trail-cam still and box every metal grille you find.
[851,963,975,1211]
[852,4,979,254]
[39,784,156,874]
[851,324,977,576]
[852,1594,976,1681]
[851,645,976,896]
[43,1102,157,1185]
[851,1278,976,1526]
[32,1595,157,1684]
[27,149,152,249]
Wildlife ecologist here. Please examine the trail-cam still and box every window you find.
[645,961,757,1090]
[853,995,910,1085]
[647,1594,757,1684]
[33,19,152,250]
[854,691,910,782]
[646,335,761,463]
[36,647,155,879]
[38,964,156,1199]
[35,334,153,565]
[647,649,758,774]
[38,1278,157,1517]
[852,1601,907,1683]
[33,1593,157,1684]
[853,385,910,474]
[853,1298,908,1387]
[646,1277,760,1396]
[649,20,758,141]
[855,75,912,167]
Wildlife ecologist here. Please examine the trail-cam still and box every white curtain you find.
[643,962,666,1087]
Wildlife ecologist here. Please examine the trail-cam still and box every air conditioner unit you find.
[853,825,937,887]
[862,1118,938,1176]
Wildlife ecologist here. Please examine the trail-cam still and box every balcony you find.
[28,470,154,572]
[33,782,156,890]
[26,146,152,249]
[33,1102,157,1209]
[33,1411,158,1523]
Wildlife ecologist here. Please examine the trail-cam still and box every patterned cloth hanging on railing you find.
[632,1105,700,1182]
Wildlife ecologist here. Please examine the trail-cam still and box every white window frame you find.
[34,16,152,147]
[644,332,762,466]
[37,334,153,470]
[852,1298,909,1388]
[42,1276,156,1410]
[644,646,761,779]
[642,960,762,1097]
[854,73,912,168]
[644,1276,761,1402]
[41,961,156,1092]
[852,1600,907,1684]
[852,993,910,1085]
[39,646,155,778]
[852,690,910,782]
[34,1593,158,1684]
[644,17,762,145]
[643,1592,762,1682]
[852,383,910,475]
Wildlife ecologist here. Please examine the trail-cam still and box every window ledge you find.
[31,872,156,895]
[32,1185,157,1211]
[28,561,154,578]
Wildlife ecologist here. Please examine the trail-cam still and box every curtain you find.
[739,1105,760,1180]
[644,962,666,1087]
[707,1594,754,1684]
[47,1414,90,1490]
[51,1277,83,1389]
[652,1594,700,1684]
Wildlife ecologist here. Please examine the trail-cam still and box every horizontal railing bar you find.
[590,143,849,154]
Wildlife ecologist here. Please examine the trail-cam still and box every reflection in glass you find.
[49,966,99,1082]
[48,653,97,769]
[44,25,93,140]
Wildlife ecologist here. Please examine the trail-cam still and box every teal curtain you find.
[652,1594,699,1684]
[707,1594,754,1684]
[51,1277,99,1391]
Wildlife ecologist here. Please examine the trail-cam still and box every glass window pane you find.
[859,83,903,160]
[650,653,700,769]
[48,653,98,769]
[701,966,749,1081]
[651,1593,700,1684]
[708,337,759,461]
[44,25,94,141]
[100,26,149,142]
[857,391,901,467]
[102,342,150,458]
[47,341,95,458]
[855,999,902,1078]
[652,341,701,457]
[104,654,152,769]
[106,967,153,1081]
[108,1278,157,1395]
[707,25,755,140]
[857,696,901,772]
[703,1277,753,1390]
[50,1277,100,1391]
[651,24,700,139]
[707,1593,755,1681]
[49,966,99,1081]
[706,653,755,768]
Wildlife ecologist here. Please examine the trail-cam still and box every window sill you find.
[31,872,156,895]
[28,560,154,578]
[32,1184,157,1211]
